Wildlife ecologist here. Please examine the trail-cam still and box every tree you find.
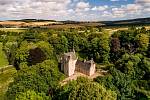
[57,77,117,100]
[49,35,68,55]
[115,53,144,79]
[119,30,137,53]
[140,27,147,34]
[15,41,29,64]
[91,37,100,62]
[15,41,55,67]
[140,57,150,80]
[110,37,121,63]
[98,32,110,64]
[90,32,110,64]
[64,32,79,51]
[110,38,121,52]
[136,34,149,53]
[95,67,135,100]
[6,60,65,100]
[36,41,55,60]
[27,47,47,66]
[16,90,50,100]
[3,42,18,65]
[133,80,150,100]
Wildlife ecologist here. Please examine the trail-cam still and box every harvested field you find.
[0,28,26,32]
[0,21,62,27]
[46,24,84,29]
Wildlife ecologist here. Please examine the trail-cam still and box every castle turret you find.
[61,51,96,76]
[61,51,77,76]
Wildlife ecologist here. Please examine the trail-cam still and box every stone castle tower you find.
[60,51,77,76]
[61,51,96,76]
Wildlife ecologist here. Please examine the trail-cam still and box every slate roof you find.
[76,60,94,71]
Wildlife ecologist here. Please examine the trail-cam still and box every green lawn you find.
[0,43,9,67]
[0,67,16,100]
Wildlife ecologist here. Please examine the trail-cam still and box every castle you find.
[60,51,96,76]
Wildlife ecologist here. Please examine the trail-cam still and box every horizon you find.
[0,0,150,21]
[0,17,150,22]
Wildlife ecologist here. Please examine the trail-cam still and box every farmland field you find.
[0,28,26,32]
[0,43,8,67]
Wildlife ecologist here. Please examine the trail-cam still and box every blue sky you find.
[89,0,134,6]
[0,0,150,21]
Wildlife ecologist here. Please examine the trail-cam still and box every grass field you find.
[0,67,16,100]
[0,43,8,67]
[0,28,26,32]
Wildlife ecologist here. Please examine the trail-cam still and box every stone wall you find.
[61,52,96,76]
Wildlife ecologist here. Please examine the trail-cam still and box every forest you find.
[0,26,150,100]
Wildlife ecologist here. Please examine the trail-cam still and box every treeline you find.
[0,26,149,100]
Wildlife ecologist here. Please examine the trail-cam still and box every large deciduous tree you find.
[57,77,117,100]
[136,34,149,53]
[6,60,65,100]
[16,90,50,100]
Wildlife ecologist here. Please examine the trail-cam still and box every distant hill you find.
[0,17,150,28]
[0,19,62,28]
[60,17,150,27]
[8,19,56,22]
[101,17,150,26]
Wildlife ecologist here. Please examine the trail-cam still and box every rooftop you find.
[76,60,95,70]
[64,52,77,60]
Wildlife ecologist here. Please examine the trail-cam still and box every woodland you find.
[0,26,149,100]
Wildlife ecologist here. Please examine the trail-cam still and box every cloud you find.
[91,5,108,11]
[0,0,20,5]
[75,1,90,12]
[110,0,127,2]
[110,0,119,1]
[135,0,150,4]
[125,4,142,13]
[0,0,72,20]
[102,11,112,17]
[135,0,150,10]
[135,0,150,13]
[112,8,125,17]
[0,0,149,21]
[111,3,143,18]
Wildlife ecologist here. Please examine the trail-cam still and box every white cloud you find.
[135,0,150,11]
[0,0,72,20]
[135,0,150,4]
[102,11,112,17]
[0,0,149,21]
[75,1,90,12]
[92,5,108,11]
[126,4,142,13]
[110,0,119,1]
[112,8,125,17]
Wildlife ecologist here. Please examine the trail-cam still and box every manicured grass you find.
[0,43,9,67]
[0,67,16,99]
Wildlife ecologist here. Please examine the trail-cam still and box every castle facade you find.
[60,51,96,76]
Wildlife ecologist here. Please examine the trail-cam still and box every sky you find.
[0,0,150,21]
